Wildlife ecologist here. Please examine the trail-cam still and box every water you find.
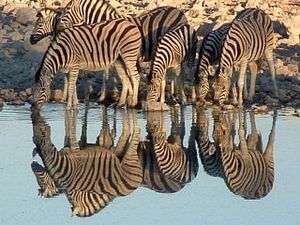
[1,103,300,225]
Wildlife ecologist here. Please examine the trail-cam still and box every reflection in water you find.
[30,105,278,217]
[196,109,277,199]
[139,108,199,193]
[31,105,142,217]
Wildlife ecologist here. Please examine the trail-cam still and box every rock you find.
[10,31,23,41]
[8,98,25,106]
[265,96,280,106]
[0,89,16,102]
[280,107,296,116]
[50,89,64,102]
[0,98,4,108]
[18,91,28,101]
[287,63,299,75]
[296,109,300,117]
[15,7,36,26]
[252,104,269,113]
[25,88,32,96]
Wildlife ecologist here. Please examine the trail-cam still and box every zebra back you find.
[57,0,123,30]
[133,6,188,61]
[57,1,188,61]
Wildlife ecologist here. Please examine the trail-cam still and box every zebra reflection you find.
[139,107,199,193]
[31,106,142,217]
[195,109,276,199]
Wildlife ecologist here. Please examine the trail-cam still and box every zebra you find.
[194,23,231,106]
[138,107,199,192]
[30,8,115,104]
[194,109,223,178]
[195,108,276,199]
[145,24,198,109]
[214,8,280,106]
[56,1,188,61]
[31,3,187,106]
[31,107,143,217]
[31,18,142,110]
[196,8,289,106]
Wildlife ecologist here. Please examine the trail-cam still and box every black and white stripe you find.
[146,24,198,105]
[32,19,142,109]
[31,109,142,217]
[214,8,279,106]
[139,109,198,192]
[57,0,188,62]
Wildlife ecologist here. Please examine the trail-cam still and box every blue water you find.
[0,103,300,225]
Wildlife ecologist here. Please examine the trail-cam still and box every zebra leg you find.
[79,101,89,147]
[64,109,79,149]
[98,69,108,103]
[231,70,238,106]
[160,78,166,104]
[238,110,248,154]
[237,63,247,107]
[62,75,68,102]
[265,49,278,98]
[127,66,140,107]
[179,74,187,105]
[66,69,79,110]
[73,84,79,106]
[114,62,132,107]
[243,67,248,100]
[248,61,258,103]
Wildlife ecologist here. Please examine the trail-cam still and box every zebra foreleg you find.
[237,63,248,107]
[66,69,79,110]
[98,69,109,103]
[265,50,278,98]
[62,75,68,102]
[248,61,258,103]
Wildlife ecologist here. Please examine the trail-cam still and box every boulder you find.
[0,97,4,108]
[15,7,36,26]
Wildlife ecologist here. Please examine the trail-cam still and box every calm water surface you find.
[0,103,300,225]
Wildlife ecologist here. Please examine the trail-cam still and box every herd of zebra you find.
[31,105,277,217]
[29,0,290,111]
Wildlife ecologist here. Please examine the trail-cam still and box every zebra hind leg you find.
[114,62,132,107]
[247,61,258,103]
[237,63,248,107]
[66,69,79,110]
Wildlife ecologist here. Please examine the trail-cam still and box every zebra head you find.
[30,8,64,44]
[147,79,161,103]
[32,83,51,110]
[56,0,83,31]
[31,161,59,198]
[213,68,231,105]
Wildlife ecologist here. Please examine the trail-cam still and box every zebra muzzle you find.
[30,35,41,45]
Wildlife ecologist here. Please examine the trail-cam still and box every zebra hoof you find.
[142,101,170,111]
